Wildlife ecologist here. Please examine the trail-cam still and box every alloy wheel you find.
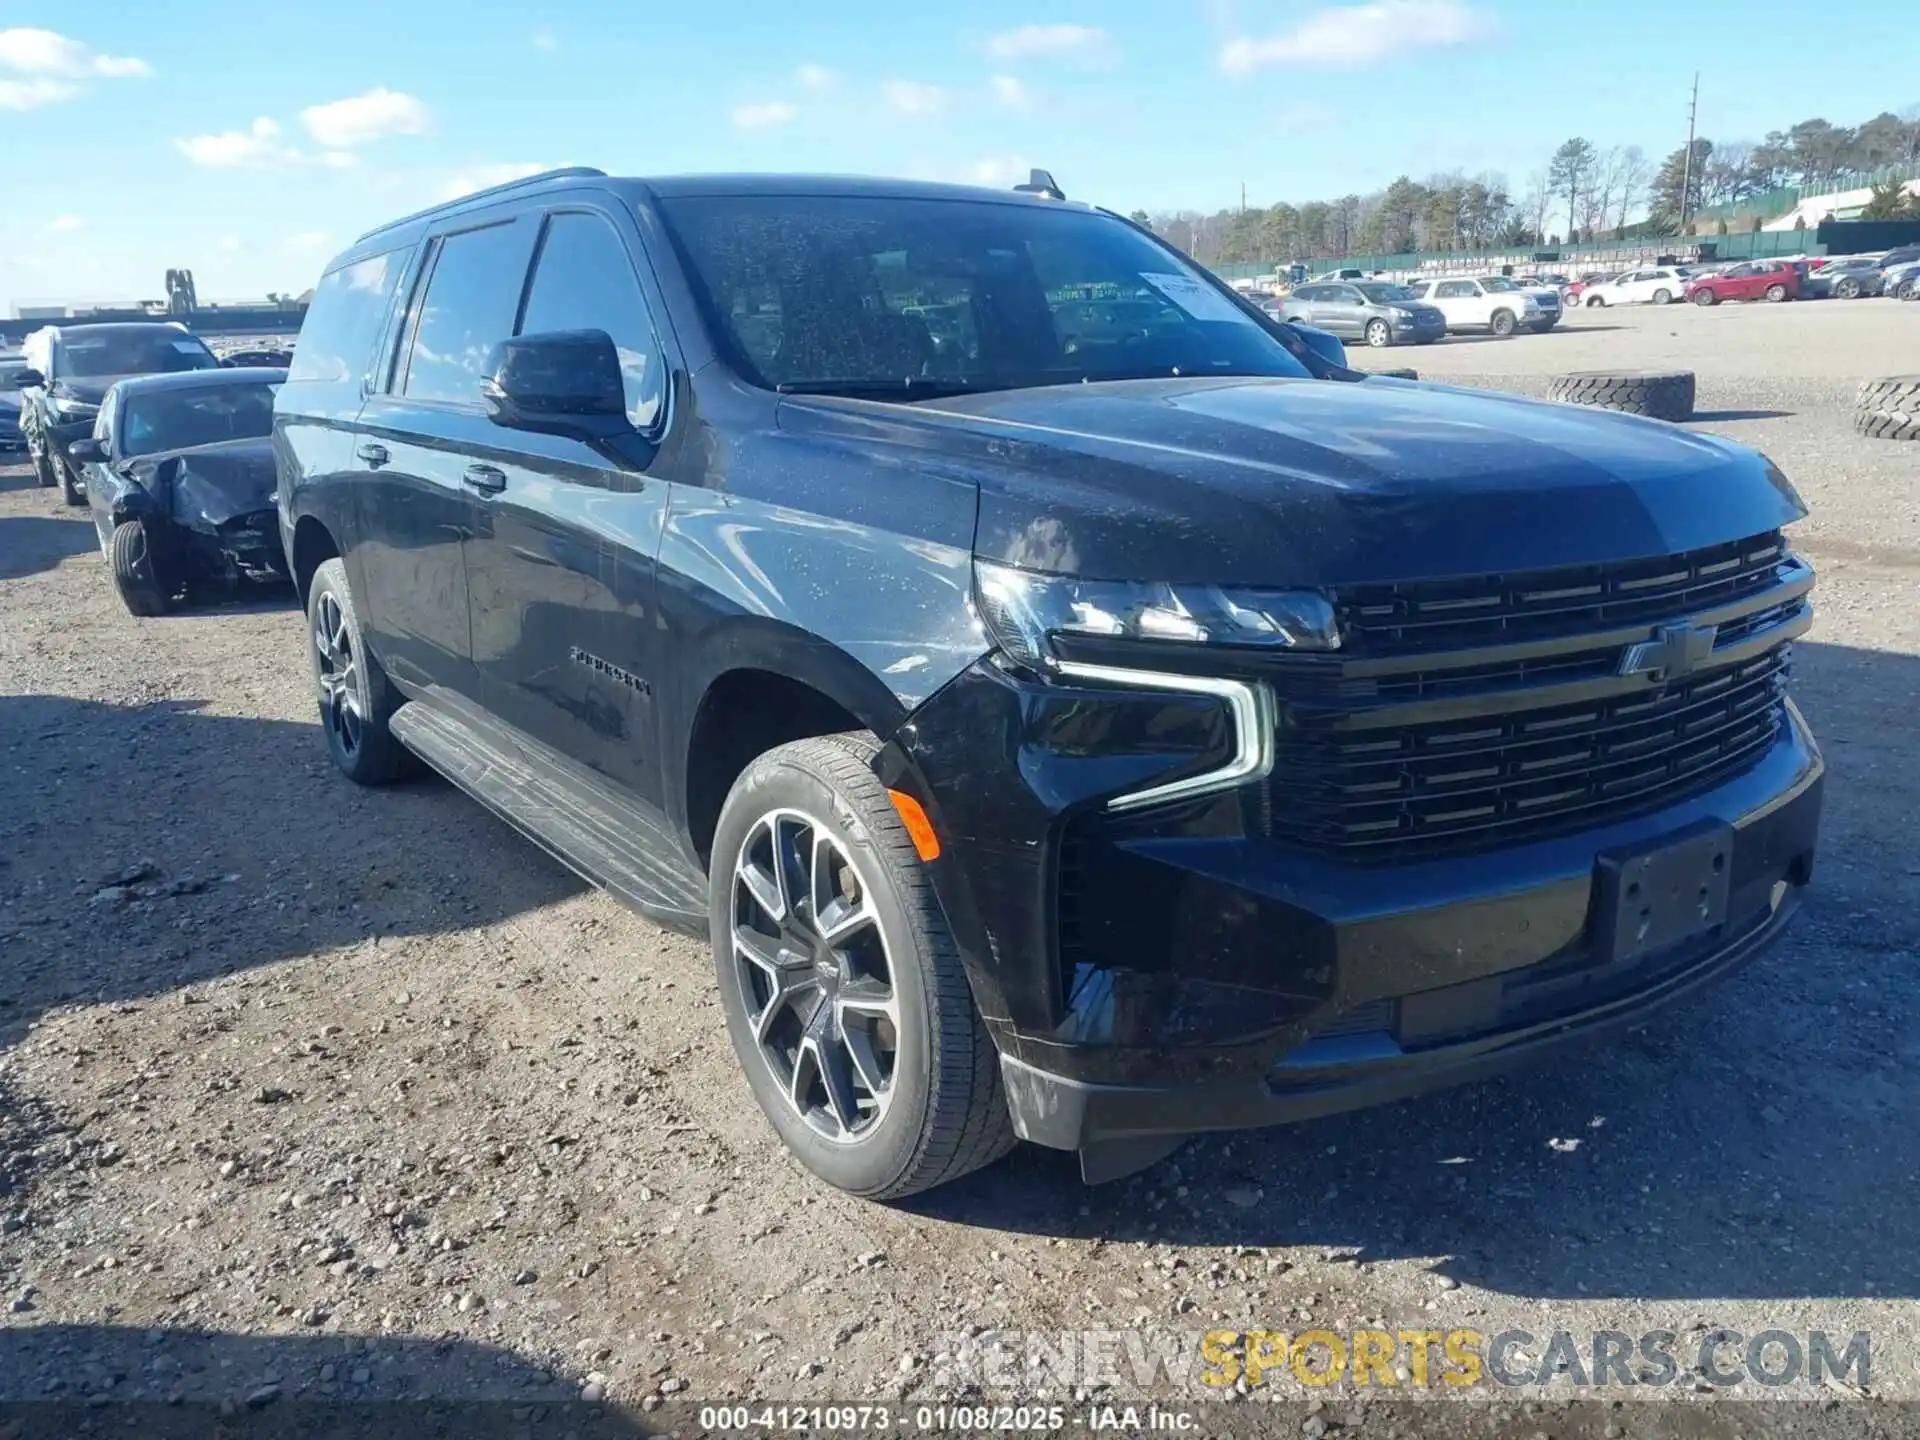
[731,808,899,1144]
[312,592,363,759]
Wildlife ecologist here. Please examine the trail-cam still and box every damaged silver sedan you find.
[67,368,289,615]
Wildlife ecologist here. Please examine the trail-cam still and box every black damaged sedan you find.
[68,368,288,615]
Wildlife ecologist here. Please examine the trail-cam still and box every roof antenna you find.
[1013,169,1066,201]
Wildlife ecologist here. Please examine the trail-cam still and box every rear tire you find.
[1652,289,1673,305]
[1489,309,1517,337]
[306,557,413,785]
[710,732,1015,1200]
[1765,284,1789,303]
[109,520,169,617]
[1364,319,1391,348]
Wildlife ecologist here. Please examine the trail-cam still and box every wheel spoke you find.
[815,894,872,946]
[836,977,896,1021]
[840,1022,890,1100]
[810,1032,862,1135]
[739,861,785,926]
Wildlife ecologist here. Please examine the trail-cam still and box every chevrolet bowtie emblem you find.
[1618,621,1719,680]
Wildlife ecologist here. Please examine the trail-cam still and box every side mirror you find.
[481,330,632,443]
[68,437,106,463]
[9,368,44,391]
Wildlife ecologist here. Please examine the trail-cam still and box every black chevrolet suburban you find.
[276,168,1822,1198]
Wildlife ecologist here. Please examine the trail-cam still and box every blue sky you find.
[2,0,1915,309]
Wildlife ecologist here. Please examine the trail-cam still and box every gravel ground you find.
[2,301,1918,1436]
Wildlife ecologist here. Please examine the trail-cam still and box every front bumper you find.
[1389,316,1447,342]
[880,657,1822,1157]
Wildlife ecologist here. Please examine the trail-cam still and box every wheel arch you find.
[289,513,341,605]
[677,622,916,868]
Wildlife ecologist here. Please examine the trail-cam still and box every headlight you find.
[973,559,1340,667]
[1389,307,1415,321]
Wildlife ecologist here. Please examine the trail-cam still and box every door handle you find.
[462,463,507,494]
[355,441,389,468]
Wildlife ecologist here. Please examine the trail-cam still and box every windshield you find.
[121,382,278,457]
[1478,277,1521,292]
[62,330,218,379]
[655,194,1312,395]
[1356,284,1414,302]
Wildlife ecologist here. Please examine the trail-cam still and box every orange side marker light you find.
[887,789,941,862]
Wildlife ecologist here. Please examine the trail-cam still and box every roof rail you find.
[355,166,609,243]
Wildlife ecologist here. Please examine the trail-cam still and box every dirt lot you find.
[3,300,1919,1435]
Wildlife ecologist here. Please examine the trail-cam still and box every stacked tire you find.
[1546,370,1696,423]
[1854,376,1920,442]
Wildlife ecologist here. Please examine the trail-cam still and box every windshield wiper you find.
[775,377,988,399]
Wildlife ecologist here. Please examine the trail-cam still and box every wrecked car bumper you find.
[879,649,1822,1172]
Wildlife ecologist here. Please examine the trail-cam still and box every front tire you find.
[1489,309,1517,337]
[1693,289,1718,306]
[306,557,413,785]
[31,444,57,489]
[1364,319,1391,348]
[109,520,169,617]
[59,460,85,507]
[710,732,1014,1200]
[1835,278,1860,300]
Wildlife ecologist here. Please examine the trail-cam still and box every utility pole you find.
[1240,181,1247,213]
[1678,72,1700,231]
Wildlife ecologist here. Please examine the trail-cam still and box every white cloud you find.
[318,150,359,169]
[984,23,1111,63]
[732,100,798,130]
[1221,0,1495,73]
[531,27,559,51]
[0,77,74,109]
[436,162,554,202]
[218,235,243,253]
[795,63,836,92]
[175,117,301,168]
[990,75,1033,111]
[284,231,333,255]
[882,79,945,116]
[299,88,429,148]
[0,28,149,78]
[45,214,84,232]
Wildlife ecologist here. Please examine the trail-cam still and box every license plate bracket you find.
[1595,821,1734,966]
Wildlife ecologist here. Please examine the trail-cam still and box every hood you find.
[125,437,277,532]
[51,376,128,405]
[779,376,1805,586]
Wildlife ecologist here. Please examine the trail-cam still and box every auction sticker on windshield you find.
[1140,272,1253,325]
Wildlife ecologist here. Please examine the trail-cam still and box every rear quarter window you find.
[287,248,412,387]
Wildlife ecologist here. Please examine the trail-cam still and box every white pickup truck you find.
[1404,276,1549,337]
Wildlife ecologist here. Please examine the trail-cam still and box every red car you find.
[1684,261,1800,305]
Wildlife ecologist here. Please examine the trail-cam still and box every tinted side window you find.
[288,248,410,386]
[402,222,531,406]
[518,212,665,430]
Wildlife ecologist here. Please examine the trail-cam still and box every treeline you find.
[1142,106,1920,267]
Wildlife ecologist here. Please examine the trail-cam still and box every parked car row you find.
[1274,274,1562,345]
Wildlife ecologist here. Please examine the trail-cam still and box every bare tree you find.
[1614,146,1651,230]
[1580,146,1622,237]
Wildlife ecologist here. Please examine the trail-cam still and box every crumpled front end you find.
[126,441,288,585]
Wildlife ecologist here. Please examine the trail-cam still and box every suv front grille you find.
[1265,531,1809,862]
[1271,648,1788,859]
[1337,532,1788,654]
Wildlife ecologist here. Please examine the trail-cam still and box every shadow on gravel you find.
[0,1323,647,1436]
[0,694,586,1050]
[1692,409,1794,422]
[0,460,41,495]
[0,515,94,581]
[915,639,1920,1305]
